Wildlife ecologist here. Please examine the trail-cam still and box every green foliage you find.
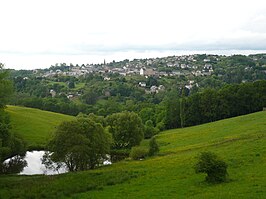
[146,76,158,87]
[106,111,144,149]
[0,66,13,108]
[130,146,148,160]
[46,118,112,171]
[183,80,266,127]
[144,120,157,139]
[148,137,159,156]
[12,96,88,116]
[0,66,26,173]
[0,111,265,198]
[139,107,155,124]
[164,89,181,129]
[155,121,165,131]
[77,112,106,126]
[82,88,99,105]
[194,151,228,183]
[68,80,75,89]
[0,156,27,174]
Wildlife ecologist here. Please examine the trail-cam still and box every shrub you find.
[144,120,156,139]
[148,137,159,156]
[144,126,155,139]
[194,151,228,183]
[156,121,165,131]
[130,146,148,160]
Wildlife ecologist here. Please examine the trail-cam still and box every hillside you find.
[0,111,265,198]
[6,105,74,149]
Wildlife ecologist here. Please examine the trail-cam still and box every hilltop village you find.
[40,54,214,78]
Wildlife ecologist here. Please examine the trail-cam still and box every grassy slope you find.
[0,111,265,198]
[6,105,74,149]
[47,80,85,91]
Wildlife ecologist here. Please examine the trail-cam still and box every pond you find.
[4,151,111,175]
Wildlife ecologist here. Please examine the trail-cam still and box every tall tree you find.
[180,86,185,128]
[106,111,144,149]
[0,64,25,173]
[0,64,13,108]
[164,90,181,129]
[45,118,112,171]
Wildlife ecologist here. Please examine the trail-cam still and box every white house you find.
[140,68,145,76]
[139,82,147,87]
[50,90,56,98]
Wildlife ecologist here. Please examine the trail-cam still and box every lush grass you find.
[72,82,85,91]
[47,81,85,91]
[6,105,74,149]
[1,111,265,198]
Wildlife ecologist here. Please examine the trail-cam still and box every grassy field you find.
[1,109,265,198]
[47,81,85,91]
[6,105,74,149]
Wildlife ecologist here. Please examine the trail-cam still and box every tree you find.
[139,107,155,124]
[45,118,112,171]
[148,137,159,156]
[0,64,26,173]
[106,111,144,149]
[0,64,13,108]
[144,120,157,139]
[164,90,181,129]
[82,88,99,105]
[194,151,228,183]
[130,146,148,160]
[180,86,185,128]
[68,80,75,89]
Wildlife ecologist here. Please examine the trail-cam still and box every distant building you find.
[139,82,147,87]
[50,90,56,98]
[158,85,165,91]
[140,68,145,76]
[150,86,158,93]
[140,68,156,76]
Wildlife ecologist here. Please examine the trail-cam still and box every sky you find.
[1,0,266,70]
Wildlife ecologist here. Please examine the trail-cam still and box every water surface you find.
[5,150,111,175]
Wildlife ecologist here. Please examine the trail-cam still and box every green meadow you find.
[6,105,74,149]
[1,107,265,198]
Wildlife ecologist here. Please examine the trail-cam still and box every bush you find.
[130,146,148,160]
[194,151,228,183]
[144,120,159,139]
[148,137,159,156]
[144,125,155,139]
[156,121,165,131]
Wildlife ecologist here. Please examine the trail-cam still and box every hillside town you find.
[38,54,214,78]
[15,53,265,101]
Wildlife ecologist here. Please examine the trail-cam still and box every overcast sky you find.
[1,0,266,69]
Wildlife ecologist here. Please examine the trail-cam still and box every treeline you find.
[10,80,266,132]
[165,80,266,128]
[12,96,88,116]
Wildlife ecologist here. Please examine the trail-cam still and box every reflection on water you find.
[4,151,112,175]
[4,151,67,175]
[2,155,27,174]
[21,151,67,175]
